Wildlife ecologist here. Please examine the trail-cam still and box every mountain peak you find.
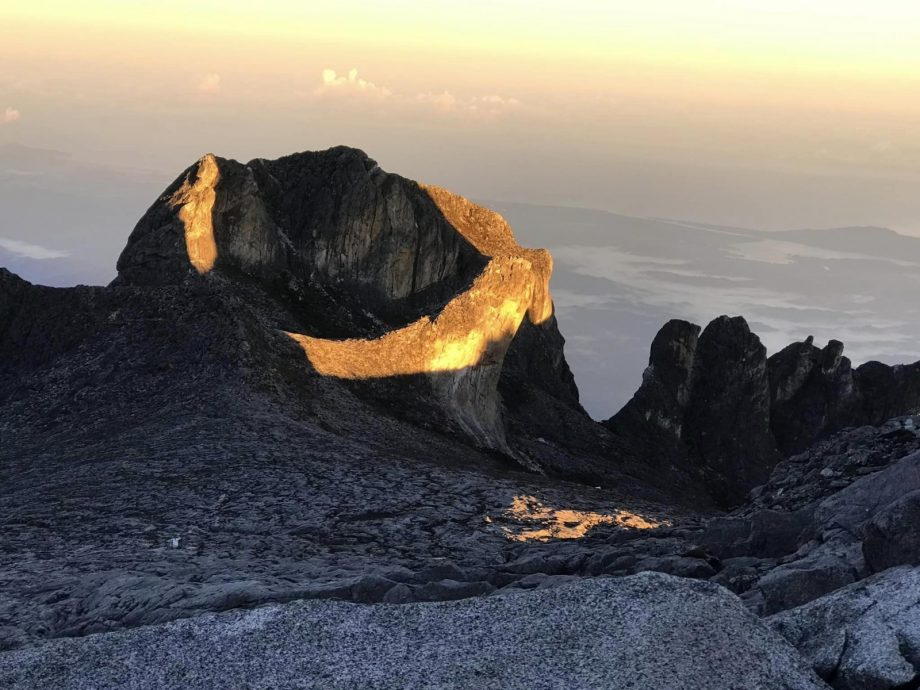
[110,147,577,456]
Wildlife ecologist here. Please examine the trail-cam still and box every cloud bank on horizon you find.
[0,237,69,260]
[315,68,521,117]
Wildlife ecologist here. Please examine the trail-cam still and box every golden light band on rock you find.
[172,154,220,275]
[286,185,554,378]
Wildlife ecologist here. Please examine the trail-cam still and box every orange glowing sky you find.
[3,1,920,231]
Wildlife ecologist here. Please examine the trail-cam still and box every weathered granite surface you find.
[0,573,826,690]
[771,566,920,690]
[112,147,578,457]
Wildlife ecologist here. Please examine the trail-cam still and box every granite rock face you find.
[606,316,920,505]
[111,146,581,457]
[605,319,699,451]
[0,573,826,690]
[770,566,920,690]
[6,146,920,685]
[768,338,858,453]
[116,148,484,317]
[0,146,696,654]
[683,316,779,503]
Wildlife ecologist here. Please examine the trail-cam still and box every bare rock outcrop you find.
[770,566,920,690]
[606,316,779,505]
[769,338,860,454]
[606,316,920,505]
[112,146,578,455]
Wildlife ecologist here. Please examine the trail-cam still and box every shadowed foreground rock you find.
[0,573,825,690]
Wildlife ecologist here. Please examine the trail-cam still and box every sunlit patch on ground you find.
[497,494,669,542]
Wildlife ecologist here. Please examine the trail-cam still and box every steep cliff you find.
[111,147,583,458]
[606,317,779,505]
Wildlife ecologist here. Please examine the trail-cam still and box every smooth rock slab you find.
[770,566,920,690]
[0,573,825,690]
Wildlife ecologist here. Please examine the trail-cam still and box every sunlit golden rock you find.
[499,494,668,542]
[287,185,555,452]
[171,154,220,275]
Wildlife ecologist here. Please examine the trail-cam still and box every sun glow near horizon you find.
[4,1,920,231]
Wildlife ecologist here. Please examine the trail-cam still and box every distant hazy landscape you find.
[496,202,920,417]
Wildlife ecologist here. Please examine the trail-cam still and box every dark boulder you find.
[755,540,863,615]
[862,489,920,572]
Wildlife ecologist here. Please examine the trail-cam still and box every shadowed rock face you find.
[113,146,576,454]
[116,149,492,325]
[684,316,778,502]
[607,317,779,505]
[609,319,700,447]
[606,315,920,505]
[768,338,920,454]
[768,338,859,453]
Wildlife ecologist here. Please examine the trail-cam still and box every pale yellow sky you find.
[2,1,920,231]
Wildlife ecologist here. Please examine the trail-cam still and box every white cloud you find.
[314,69,520,116]
[0,237,70,260]
[468,94,522,115]
[1,107,21,125]
[198,73,221,94]
[315,68,392,99]
[724,238,920,268]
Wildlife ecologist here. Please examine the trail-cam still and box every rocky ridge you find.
[606,317,920,504]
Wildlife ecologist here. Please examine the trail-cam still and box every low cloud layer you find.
[0,237,70,260]
[493,201,920,418]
